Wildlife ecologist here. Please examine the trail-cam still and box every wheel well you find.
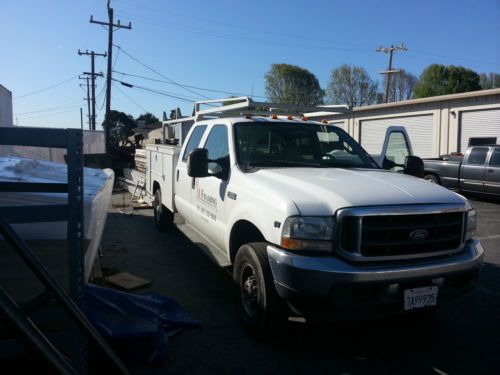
[424,172,440,183]
[153,181,160,194]
[229,220,265,263]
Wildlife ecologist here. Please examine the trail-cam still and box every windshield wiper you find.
[249,160,322,168]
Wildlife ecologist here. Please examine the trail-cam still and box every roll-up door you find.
[459,108,500,152]
[330,121,347,132]
[360,115,434,158]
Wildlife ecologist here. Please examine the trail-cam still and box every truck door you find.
[191,124,230,250]
[460,147,488,193]
[175,125,207,223]
[485,147,500,195]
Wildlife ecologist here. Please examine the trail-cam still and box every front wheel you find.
[233,242,288,335]
[153,189,173,231]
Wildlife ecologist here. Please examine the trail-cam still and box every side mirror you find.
[404,155,424,178]
[187,148,209,178]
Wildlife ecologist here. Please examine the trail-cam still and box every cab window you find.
[467,147,489,165]
[182,125,207,162]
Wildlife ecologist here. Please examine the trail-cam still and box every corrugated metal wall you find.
[459,108,500,152]
[360,115,434,158]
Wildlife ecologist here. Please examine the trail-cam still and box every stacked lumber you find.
[134,149,147,173]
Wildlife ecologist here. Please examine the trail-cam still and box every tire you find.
[424,174,440,184]
[153,189,173,231]
[233,242,288,335]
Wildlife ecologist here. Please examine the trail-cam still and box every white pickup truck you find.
[145,98,483,332]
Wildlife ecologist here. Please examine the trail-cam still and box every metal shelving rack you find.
[0,127,127,374]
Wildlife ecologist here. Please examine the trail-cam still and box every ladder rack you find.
[161,96,351,143]
[164,96,350,125]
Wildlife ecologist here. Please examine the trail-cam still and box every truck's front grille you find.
[338,206,465,261]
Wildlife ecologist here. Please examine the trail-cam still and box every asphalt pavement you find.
[100,193,500,375]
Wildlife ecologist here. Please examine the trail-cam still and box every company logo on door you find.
[196,187,218,208]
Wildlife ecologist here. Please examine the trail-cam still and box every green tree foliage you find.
[479,73,500,89]
[135,112,160,126]
[265,63,324,106]
[325,64,378,107]
[413,64,481,98]
[102,110,136,145]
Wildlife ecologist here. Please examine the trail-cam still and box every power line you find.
[113,1,373,48]
[14,101,83,116]
[112,78,197,102]
[13,75,79,99]
[114,44,211,100]
[113,82,150,113]
[112,70,266,98]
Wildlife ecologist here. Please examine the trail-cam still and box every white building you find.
[327,88,500,157]
[0,84,14,155]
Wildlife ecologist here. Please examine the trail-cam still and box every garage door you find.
[330,121,347,132]
[360,115,434,158]
[459,108,500,152]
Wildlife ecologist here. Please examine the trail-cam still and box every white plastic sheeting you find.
[0,156,114,280]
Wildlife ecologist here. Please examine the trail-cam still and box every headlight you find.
[466,209,476,239]
[281,216,334,251]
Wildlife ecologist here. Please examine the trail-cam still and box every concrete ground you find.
[100,193,500,375]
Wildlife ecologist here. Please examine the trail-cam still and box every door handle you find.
[176,169,180,181]
[192,178,195,189]
[487,169,494,173]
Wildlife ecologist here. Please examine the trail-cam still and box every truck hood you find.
[250,168,466,216]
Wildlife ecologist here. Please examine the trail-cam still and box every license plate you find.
[404,286,438,311]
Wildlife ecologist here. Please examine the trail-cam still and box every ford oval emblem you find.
[409,229,429,241]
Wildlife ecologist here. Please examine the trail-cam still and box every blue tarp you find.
[84,284,202,365]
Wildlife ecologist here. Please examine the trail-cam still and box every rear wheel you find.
[233,242,288,335]
[153,189,173,231]
[424,174,440,184]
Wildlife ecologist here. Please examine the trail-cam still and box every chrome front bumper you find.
[267,239,484,300]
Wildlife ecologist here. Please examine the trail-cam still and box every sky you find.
[1,0,499,129]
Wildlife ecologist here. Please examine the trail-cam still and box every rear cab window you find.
[182,125,207,162]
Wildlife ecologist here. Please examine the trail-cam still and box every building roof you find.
[0,84,12,96]
[353,88,500,112]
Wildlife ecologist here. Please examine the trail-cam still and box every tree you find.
[325,64,378,107]
[135,112,160,126]
[413,64,481,98]
[265,63,324,106]
[385,69,418,102]
[479,73,500,89]
[102,110,135,145]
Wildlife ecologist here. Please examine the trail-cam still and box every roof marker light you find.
[322,119,328,124]
[301,116,308,121]
[287,115,293,120]
[271,114,278,119]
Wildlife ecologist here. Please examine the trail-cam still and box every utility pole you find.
[376,43,408,103]
[80,107,84,129]
[79,76,92,129]
[78,50,106,130]
[90,0,131,152]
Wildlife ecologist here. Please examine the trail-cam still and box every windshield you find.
[234,122,379,171]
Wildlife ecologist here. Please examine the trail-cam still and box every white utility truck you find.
[145,97,483,332]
